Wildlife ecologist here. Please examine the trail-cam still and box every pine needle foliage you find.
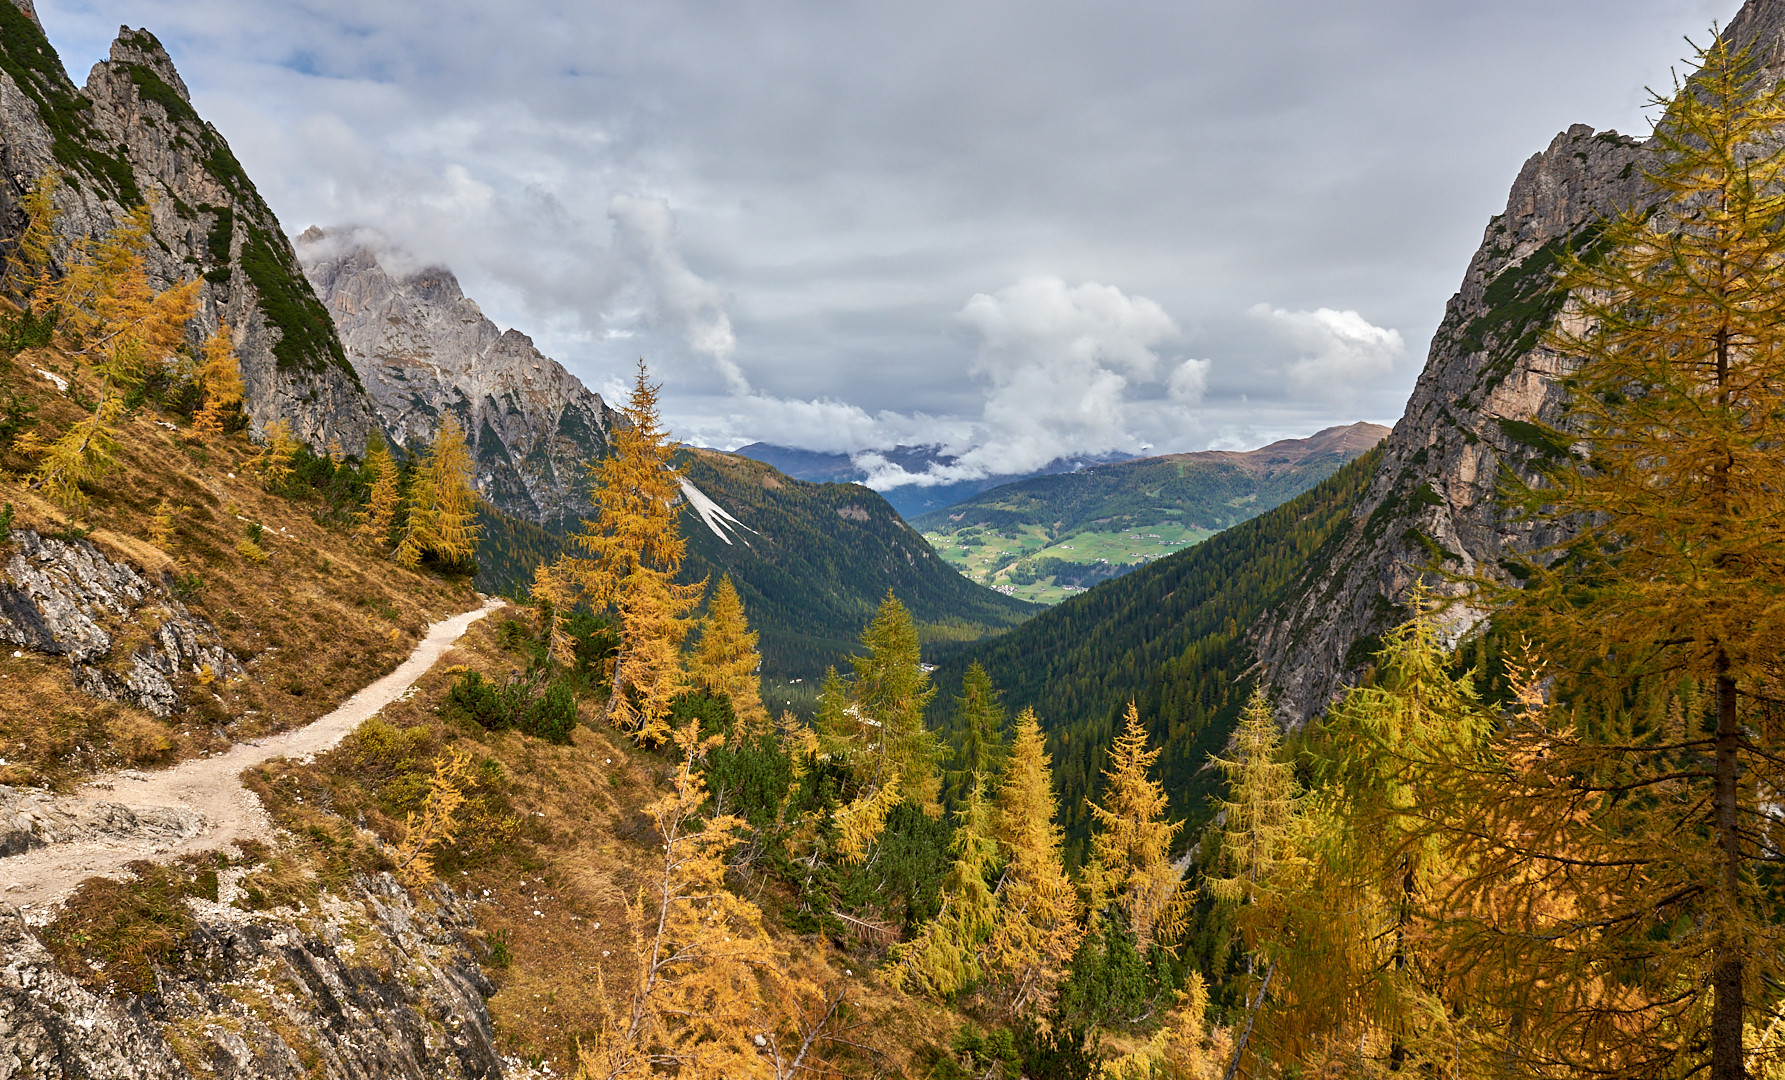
[1085,702,1187,951]
[251,418,300,491]
[395,416,480,572]
[689,575,770,736]
[888,782,1001,1000]
[944,660,1007,809]
[851,590,942,816]
[1486,31,1785,1080]
[985,707,1083,1018]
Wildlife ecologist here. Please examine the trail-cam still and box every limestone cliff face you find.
[1251,0,1785,722]
[1251,125,1648,720]
[0,5,375,447]
[0,871,501,1080]
[297,234,619,528]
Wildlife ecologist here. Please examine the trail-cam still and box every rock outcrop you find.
[1251,2,1785,722]
[297,232,620,527]
[0,530,244,718]
[0,872,501,1080]
[0,5,376,447]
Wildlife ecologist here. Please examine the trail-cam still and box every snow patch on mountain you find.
[680,478,753,546]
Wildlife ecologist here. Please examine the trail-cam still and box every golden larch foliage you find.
[393,745,475,889]
[357,429,402,550]
[190,323,244,440]
[985,707,1082,1017]
[395,416,480,571]
[887,783,1001,999]
[1084,703,1186,950]
[688,575,769,736]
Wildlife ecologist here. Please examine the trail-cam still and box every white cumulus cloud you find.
[1248,303,1404,395]
[951,276,1185,477]
[609,193,746,393]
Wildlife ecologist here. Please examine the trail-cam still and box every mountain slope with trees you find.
[915,423,1385,603]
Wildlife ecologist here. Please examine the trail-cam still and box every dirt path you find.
[0,596,504,921]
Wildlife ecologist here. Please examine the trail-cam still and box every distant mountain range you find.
[912,423,1388,603]
[730,443,1133,519]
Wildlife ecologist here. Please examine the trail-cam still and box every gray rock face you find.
[0,530,244,718]
[1251,1,1785,723]
[298,233,620,527]
[0,16,376,448]
[0,873,501,1080]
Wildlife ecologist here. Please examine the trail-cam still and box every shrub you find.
[523,678,577,744]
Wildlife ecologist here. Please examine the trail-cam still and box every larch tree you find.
[189,323,243,439]
[887,781,1001,1000]
[577,722,773,1080]
[1308,610,1494,1073]
[944,660,1007,809]
[23,204,199,512]
[1084,703,1187,951]
[4,171,59,322]
[550,361,701,746]
[984,706,1082,1018]
[851,590,942,816]
[689,575,769,736]
[251,418,300,491]
[1477,30,1785,1080]
[357,428,402,549]
[395,416,480,572]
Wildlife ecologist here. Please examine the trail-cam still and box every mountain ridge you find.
[297,231,622,528]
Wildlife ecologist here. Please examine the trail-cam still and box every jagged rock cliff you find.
[0,530,244,718]
[0,0,375,447]
[0,870,500,1080]
[1252,1,1785,722]
[297,233,619,527]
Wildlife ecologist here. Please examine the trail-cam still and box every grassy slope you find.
[931,449,1383,862]
[0,346,477,789]
[0,356,956,1071]
[915,439,1374,604]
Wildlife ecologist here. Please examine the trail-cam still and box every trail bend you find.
[0,596,504,921]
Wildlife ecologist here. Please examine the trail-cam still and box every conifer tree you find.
[1308,610,1493,1073]
[251,418,300,491]
[888,782,1001,999]
[985,707,1082,1017]
[851,591,942,815]
[578,722,773,1079]
[1482,31,1785,1080]
[553,361,702,745]
[1084,703,1186,950]
[5,171,59,319]
[357,429,402,549]
[24,205,199,511]
[689,575,769,736]
[944,660,1007,809]
[395,416,480,571]
[189,323,243,440]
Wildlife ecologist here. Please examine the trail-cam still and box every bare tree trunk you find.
[1712,660,1745,1080]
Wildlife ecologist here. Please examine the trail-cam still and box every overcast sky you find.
[37,0,1732,483]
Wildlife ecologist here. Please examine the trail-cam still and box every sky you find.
[35,0,1732,487]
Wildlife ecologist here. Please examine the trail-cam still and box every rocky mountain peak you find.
[7,0,37,26]
[105,26,190,103]
[297,229,621,527]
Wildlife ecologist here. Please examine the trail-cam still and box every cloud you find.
[608,193,747,393]
[1248,304,1405,395]
[945,276,1185,476]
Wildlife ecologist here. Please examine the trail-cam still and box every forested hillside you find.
[677,449,1038,678]
[932,448,1382,860]
[915,423,1383,602]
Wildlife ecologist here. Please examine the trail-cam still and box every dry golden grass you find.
[249,613,946,1075]
[0,347,478,788]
